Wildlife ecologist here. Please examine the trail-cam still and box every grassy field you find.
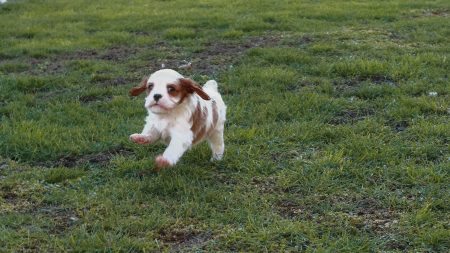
[1,0,449,251]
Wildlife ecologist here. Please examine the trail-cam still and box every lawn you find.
[0,0,449,251]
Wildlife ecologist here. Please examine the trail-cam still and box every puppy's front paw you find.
[130,134,151,144]
[211,153,223,162]
[155,155,172,171]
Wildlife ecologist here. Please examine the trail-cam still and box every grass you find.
[1,0,449,251]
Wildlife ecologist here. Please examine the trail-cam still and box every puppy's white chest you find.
[159,128,171,144]
[150,116,176,144]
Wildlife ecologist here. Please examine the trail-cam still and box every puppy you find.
[129,69,226,170]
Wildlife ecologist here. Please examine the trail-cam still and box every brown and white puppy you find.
[129,69,226,170]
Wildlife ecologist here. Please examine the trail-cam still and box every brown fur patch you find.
[179,78,211,100]
[168,79,211,105]
[211,101,218,130]
[191,102,208,144]
[169,82,190,104]
[129,77,149,96]
[190,100,219,144]
[167,83,180,97]
[206,100,219,137]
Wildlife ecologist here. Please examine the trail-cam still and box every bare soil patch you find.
[251,176,281,194]
[57,46,138,62]
[276,195,400,234]
[351,197,400,233]
[5,34,313,79]
[329,108,376,125]
[172,34,311,76]
[95,76,129,87]
[78,94,113,103]
[0,184,40,212]
[421,9,449,17]
[388,119,409,133]
[43,145,133,168]
[25,46,141,75]
[38,205,79,235]
[158,228,213,252]
[277,199,313,220]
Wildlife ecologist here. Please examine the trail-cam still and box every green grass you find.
[1,0,449,251]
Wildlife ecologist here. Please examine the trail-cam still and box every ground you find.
[0,0,449,252]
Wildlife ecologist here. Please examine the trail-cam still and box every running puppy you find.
[129,69,226,170]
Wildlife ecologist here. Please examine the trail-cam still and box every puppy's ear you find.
[129,77,148,96]
[179,78,211,100]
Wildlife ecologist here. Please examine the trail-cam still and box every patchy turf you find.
[1,0,449,252]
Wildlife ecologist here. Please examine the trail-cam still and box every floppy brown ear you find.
[129,77,148,96]
[179,78,211,100]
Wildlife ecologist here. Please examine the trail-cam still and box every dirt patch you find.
[2,191,18,204]
[331,79,359,95]
[97,76,129,87]
[38,206,79,235]
[322,196,401,234]
[388,120,409,133]
[131,31,150,36]
[276,195,400,234]
[367,75,395,85]
[285,79,319,92]
[349,198,400,233]
[78,94,113,103]
[20,45,154,76]
[251,176,281,194]
[384,240,411,251]
[71,49,99,60]
[331,77,396,98]
[10,34,311,78]
[158,228,213,252]
[215,173,237,187]
[58,46,138,62]
[388,31,406,41]
[143,34,310,76]
[1,202,79,234]
[26,58,66,75]
[179,34,302,75]
[355,197,383,213]
[49,145,133,168]
[421,9,449,17]
[269,149,308,163]
[0,162,8,178]
[20,42,173,76]
[277,199,312,220]
[0,183,45,213]
[20,45,144,76]
[328,108,375,125]
[89,70,134,87]
[98,46,139,61]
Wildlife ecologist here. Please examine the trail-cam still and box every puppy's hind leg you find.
[208,129,224,161]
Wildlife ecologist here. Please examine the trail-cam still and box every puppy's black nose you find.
[153,94,162,102]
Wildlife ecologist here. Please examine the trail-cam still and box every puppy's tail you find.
[203,80,218,91]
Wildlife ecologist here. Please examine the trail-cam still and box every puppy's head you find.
[129,69,210,114]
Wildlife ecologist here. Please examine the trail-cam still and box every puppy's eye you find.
[167,86,176,93]
[147,83,154,90]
